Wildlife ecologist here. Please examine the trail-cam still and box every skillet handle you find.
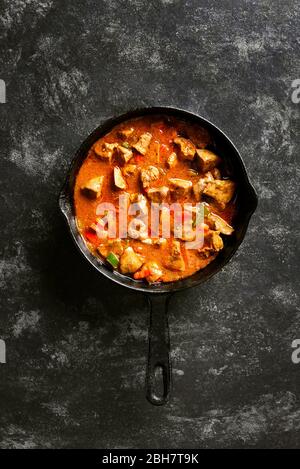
[146,294,172,405]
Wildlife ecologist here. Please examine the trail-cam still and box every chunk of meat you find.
[133,132,152,155]
[94,142,117,162]
[169,178,192,199]
[134,261,163,283]
[163,240,185,271]
[193,172,215,202]
[123,164,137,177]
[118,127,134,139]
[167,152,177,168]
[114,166,127,190]
[197,247,213,259]
[140,166,160,189]
[174,137,196,160]
[147,186,169,203]
[119,247,143,274]
[193,182,202,202]
[129,193,148,215]
[195,149,221,172]
[81,176,104,199]
[115,145,134,165]
[211,167,221,179]
[198,230,224,258]
[203,180,235,208]
[209,213,234,235]
[209,231,224,251]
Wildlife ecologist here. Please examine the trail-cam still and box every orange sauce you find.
[74,115,236,283]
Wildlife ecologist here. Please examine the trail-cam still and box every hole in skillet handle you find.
[147,362,170,406]
[146,294,172,406]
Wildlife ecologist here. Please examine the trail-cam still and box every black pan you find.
[59,106,258,405]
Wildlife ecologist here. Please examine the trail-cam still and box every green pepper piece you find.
[203,205,211,217]
[106,252,119,268]
[193,204,211,228]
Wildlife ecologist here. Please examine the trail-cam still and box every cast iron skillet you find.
[59,106,257,406]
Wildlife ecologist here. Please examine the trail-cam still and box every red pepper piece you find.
[135,155,144,164]
[84,229,99,245]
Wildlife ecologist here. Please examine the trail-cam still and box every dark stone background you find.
[0,0,299,449]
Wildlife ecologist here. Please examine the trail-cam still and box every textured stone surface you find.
[0,0,299,449]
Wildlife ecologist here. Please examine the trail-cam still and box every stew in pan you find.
[74,115,236,283]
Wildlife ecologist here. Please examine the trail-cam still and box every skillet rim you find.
[59,106,258,294]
